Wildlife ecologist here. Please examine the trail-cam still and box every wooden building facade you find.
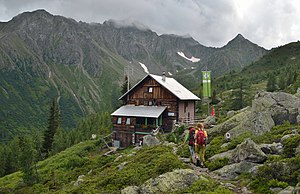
[111,73,200,147]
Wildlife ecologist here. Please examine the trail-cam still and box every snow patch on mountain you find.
[177,52,200,63]
[168,72,173,76]
[139,62,149,74]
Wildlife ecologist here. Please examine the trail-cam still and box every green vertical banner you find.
[202,71,211,97]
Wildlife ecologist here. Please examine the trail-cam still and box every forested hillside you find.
[211,41,300,113]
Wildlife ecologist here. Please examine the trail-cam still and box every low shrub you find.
[267,179,288,189]
[178,176,234,194]
[206,157,229,171]
[282,134,300,158]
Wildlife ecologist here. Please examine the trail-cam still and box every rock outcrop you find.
[214,161,258,179]
[121,169,198,194]
[209,91,300,139]
[232,138,267,163]
[143,135,160,146]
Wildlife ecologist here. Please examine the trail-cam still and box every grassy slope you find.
[0,140,184,193]
[0,138,234,193]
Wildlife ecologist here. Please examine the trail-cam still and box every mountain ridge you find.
[0,9,268,140]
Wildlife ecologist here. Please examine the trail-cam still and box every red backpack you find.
[188,127,196,146]
[196,130,205,145]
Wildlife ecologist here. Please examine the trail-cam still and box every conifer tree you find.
[278,75,286,90]
[211,89,220,105]
[17,136,39,185]
[42,98,60,157]
[121,75,129,95]
[266,75,277,92]
[230,80,245,111]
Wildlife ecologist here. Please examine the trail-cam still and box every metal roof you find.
[119,74,200,100]
[111,105,167,118]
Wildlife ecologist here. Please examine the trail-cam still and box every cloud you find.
[0,0,299,49]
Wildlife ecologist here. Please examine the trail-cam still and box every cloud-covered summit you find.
[0,0,299,49]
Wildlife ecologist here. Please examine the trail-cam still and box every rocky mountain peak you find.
[224,33,252,47]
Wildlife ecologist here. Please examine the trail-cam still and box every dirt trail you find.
[179,157,252,194]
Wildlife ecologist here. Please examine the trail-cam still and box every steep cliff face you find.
[0,10,267,140]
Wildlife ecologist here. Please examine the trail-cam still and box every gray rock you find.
[281,134,298,143]
[297,88,300,95]
[121,186,140,194]
[270,187,284,193]
[208,149,234,163]
[220,142,231,148]
[118,162,128,170]
[203,116,216,126]
[278,186,295,194]
[214,161,258,179]
[295,183,300,194]
[178,157,191,163]
[259,142,283,155]
[227,110,235,118]
[143,135,160,147]
[297,115,300,124]
[74,175,85,186]
[232,138,267,163]
[253,91,300,125]
[210,91,300,140]
[209,107,251,137]
[249,164,263,176]
[140,169,198,193]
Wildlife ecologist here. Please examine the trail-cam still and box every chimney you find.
[162,71,166,82]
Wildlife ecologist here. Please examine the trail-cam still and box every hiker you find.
[183,126,196,164]
[194,123,208,167]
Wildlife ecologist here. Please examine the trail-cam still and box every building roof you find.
[119,74,200,100]
[111,105,167,118]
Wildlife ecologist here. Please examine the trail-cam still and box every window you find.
[168,112,175,116]
[136,117,145,125]
[126,118,131,125]
[148,87,153,93]
[117,117,122,124]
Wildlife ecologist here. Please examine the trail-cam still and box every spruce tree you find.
[266,75,277,92]
[278,75,286,90]
[17,136,39,185]
[121,75,129,95]
[42,98,60,157]
[230,80,246,111]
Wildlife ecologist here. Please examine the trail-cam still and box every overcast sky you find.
[0,0,299,49]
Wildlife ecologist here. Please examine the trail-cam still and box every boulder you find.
[227,111,275,138]
[259,142,283,155]
[295,183,300,194]
[253,91,300,125]
[208,149,234,163]
[203,116,216,127]
[281,134,298,143]
[139,169,198,193]
[143,135,160,146]
[74,175,85,186]
[214,161,258,179]
[210,91,300,141]
[209,107,251,137]
[232,138,267,163]
[121,186,140,194]
[227,110,235,118]
[278,186,295,194]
